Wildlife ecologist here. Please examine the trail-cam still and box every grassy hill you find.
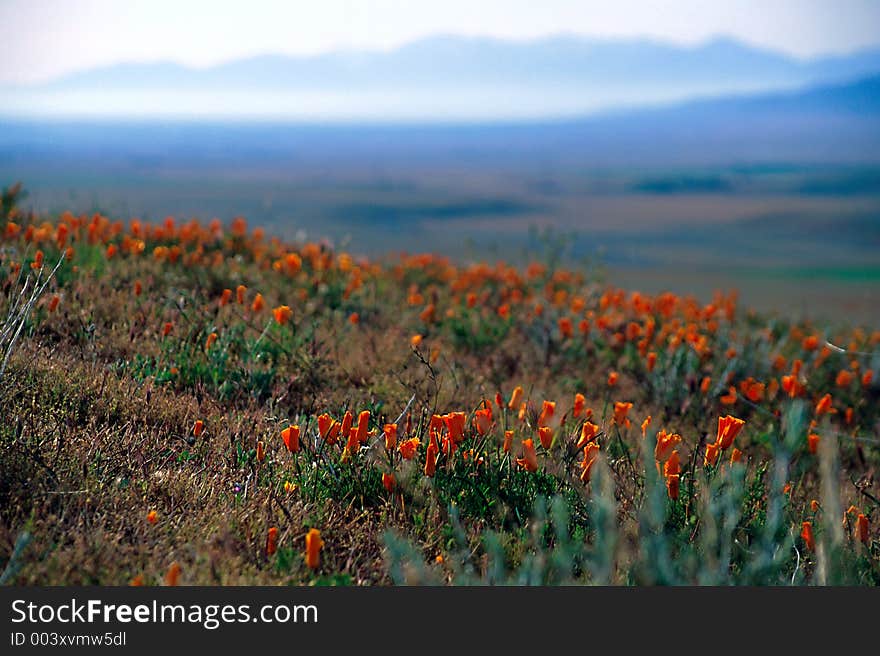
[0,183,878,585]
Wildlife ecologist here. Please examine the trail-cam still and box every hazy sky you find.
[2,0,880,84]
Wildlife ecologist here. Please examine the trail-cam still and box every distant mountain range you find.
[3,34,880,120]
[2,73,878,167]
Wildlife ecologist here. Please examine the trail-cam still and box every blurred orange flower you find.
[266,527,279,556]
[801,521,814,550]
[305,528,323,569]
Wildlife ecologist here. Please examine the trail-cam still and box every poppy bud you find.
[383,423,398,450]
[507,386,524,410]
[537,426,553,449]
[305,529,323,569]
[856,514,869,544]
[666,474,680,500]
[165,562,181,586]
[266,527,279,556]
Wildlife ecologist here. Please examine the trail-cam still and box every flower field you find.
[0,182,877,585]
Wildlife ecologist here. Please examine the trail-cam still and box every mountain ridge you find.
[4,34,880,121]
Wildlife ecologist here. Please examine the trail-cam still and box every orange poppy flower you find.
[273,305,293,325]
[607,371,618,387]
[340,410,354,439]
[807,433,820,455]
[473,408,493,436]
[863,370,874,387]
[192,420,204,437]
[720,386,737,405]
[572,393,586,419]
[251,293,265,313]
[382,472,395,492]
[781,375,804,398]
[664,450,680,477]
[814,394,834,416]
[165,562,181,586]
[537,400,555,428]
[348,312,360,325]
[704,442,720,467]
[345,426,360,454]
[305,528,323,569]
[284,252,302,275]
[146,510,158,525]
[205,332,218,350]
[47,294,60,312]
[558,317,573,339]
[236,284,247,305]
[317,413,334,440]
[424,434,439,477]
[580,442,600,483]
[640,415,652,438]
[320,416,340,444]
[612,401,632,429]
[383,423,398,450]
[516,439,538,472]
[503,430,514,453]
[729,448,743,465]
[655,430,681,463]
[835,370,853,388]
[444,412,467,443]
[715,415,745,450]
[256,440,266,462]
[665,474,680,500]
[646,352,657,372]
[281,425,301,453]
[700,376,711,394]
[219,288,232,306]
[576,421,600,450]
[266,527,279,556]
[355,410,371,445]
[742,379,765,402]
[802,335,819,351]
[420,304,436,323]
[800,521,814,550]
[537,426,554,450]
[508,386,524,411]
[398,437,420,460]
[855,514,869,544]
